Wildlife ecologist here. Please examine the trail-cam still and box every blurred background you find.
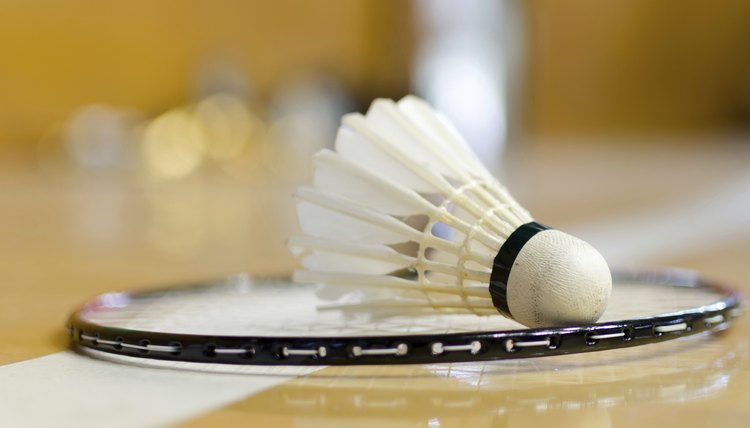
[5,3,750,425]
[5,1,750,144]
[2,0,750,336]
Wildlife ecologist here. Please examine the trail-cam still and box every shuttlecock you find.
[289,96,611,328]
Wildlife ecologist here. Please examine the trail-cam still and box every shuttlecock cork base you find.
[290,95,612,329]
[489,222,611,327]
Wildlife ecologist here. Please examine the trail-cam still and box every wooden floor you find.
[2,139,750,427]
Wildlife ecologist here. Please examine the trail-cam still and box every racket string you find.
[68,272,744,365]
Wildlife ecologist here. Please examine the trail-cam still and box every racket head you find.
[67,267,742,366]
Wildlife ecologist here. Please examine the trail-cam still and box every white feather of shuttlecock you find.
[289,95,534,316]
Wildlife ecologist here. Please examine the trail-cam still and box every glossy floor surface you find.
[2,140,750,426]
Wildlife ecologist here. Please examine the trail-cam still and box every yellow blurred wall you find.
[526,0,750,135]
[0,0,414,144]
[3,0,750,145]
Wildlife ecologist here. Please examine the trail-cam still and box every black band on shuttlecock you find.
[489,221,550,318]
